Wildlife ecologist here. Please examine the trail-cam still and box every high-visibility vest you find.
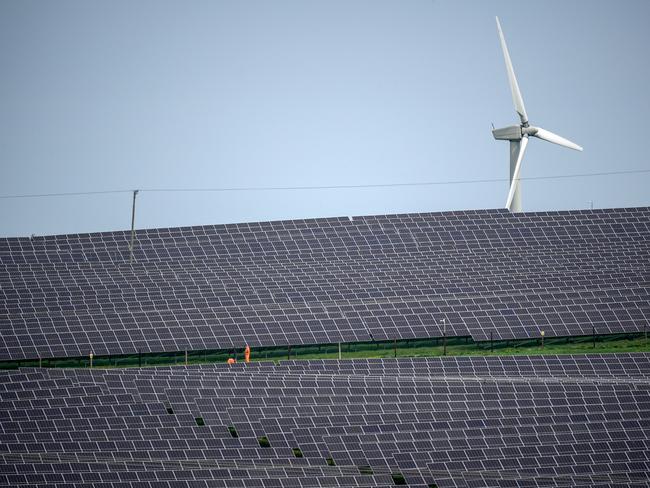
[227,358,236,364]
[244,345,251,363]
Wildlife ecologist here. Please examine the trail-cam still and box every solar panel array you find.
[1,207,649,360]
[1,354,649,487]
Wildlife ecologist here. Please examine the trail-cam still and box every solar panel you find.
[2,354,648,487]
[1,207,649,360]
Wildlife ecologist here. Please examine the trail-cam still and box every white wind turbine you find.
[492,17,583,213]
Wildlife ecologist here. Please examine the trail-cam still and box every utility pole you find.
[129,190,139,263]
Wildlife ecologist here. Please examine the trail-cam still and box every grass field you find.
[284,335,650,361]
[1,333,648,369]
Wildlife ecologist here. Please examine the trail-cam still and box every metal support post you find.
[185,350,188,366]
[338,342,341,360]
[442,318,447,356]
[593,327,596,349]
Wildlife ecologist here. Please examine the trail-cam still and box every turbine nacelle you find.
[492,125,522,141]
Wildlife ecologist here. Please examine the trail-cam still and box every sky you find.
[1,0,649,237]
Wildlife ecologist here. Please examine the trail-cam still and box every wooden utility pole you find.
[129,190,139,263]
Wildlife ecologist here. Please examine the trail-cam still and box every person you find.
[227,357,236,364]
[244,344,251,363]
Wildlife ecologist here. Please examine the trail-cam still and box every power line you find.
[1,168,649,200]
[0,189,131,199]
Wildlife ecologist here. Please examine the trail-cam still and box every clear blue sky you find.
[1,0,649,237]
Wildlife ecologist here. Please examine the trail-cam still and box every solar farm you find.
[1,206,649,486]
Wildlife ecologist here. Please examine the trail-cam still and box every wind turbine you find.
[492,17,583,213]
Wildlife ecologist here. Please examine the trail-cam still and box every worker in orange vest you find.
[244,344,251,363]
[227,357,236,364]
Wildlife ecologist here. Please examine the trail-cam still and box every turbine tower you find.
[492,17,583,213]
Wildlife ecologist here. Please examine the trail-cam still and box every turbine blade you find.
[506,136,529,210]
[532,127,583,151]
[496,17,528,125]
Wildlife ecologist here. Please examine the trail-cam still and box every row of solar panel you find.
[2,286,648,359]
[1,207,648,261]
[5,232,645,279]
[2,206,648,244]
[3,248,646,304]
[4,234,647,266]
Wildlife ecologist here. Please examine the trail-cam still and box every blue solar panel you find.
[1,354,648,487]
[1,207,648,360]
